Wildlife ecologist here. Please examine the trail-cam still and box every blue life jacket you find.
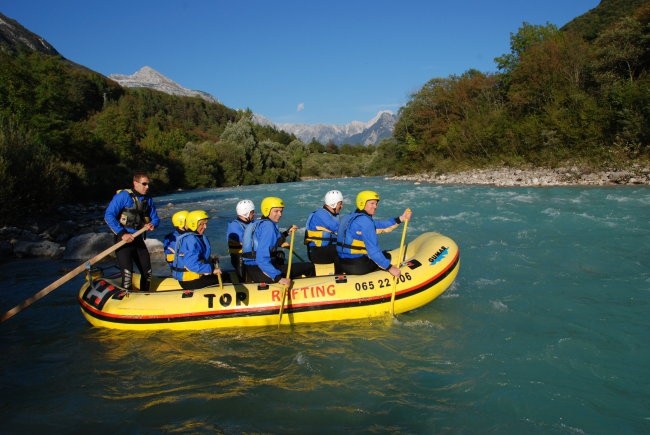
[241,218,283,280]
[171,232,212,281]
[241,219,262,259]
[163,229,184,265]
[304,207,339,247]
[337,212,369,256]
[227,219,248,254]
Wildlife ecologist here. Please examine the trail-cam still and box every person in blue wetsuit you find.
[226,199,255,281]
[172,210,223,290]
[242,196,314,285]
[104,172,160,292]
[337,190,412,277]
[304,190,344,265]
[163,209,189,270]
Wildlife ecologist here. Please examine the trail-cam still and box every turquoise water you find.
[1,177,649,434]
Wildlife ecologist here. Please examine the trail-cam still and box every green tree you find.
[394,70,502,168]
[592,15,650,83]
[495,22,560,74]
[508,31,590,112]
[180,141,223,188]
[216,119,257,186]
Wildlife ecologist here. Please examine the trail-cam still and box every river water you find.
[1,177,649,434]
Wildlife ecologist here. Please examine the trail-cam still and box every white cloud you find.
[297,102,304,112]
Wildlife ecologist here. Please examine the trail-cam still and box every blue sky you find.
[3,0,599,125]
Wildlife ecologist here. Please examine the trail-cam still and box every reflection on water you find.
[56,316,462,433]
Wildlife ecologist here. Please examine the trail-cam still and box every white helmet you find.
[236,199,255,217]
[323,190,343,208]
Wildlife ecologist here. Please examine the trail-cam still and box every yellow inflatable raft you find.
[78,231,460,330]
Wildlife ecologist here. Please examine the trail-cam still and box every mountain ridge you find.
[269,111,396,146]
[0,12,59,55]
[2,8,396,147]
[110,65,396,145]
[109,66,220,104]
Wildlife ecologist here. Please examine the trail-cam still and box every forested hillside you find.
[1,1,649,224]
[0,49,313,223]
[385,0,649,174]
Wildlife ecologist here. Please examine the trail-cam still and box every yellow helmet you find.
[260,196,284,217]
[171,210,189,230]
[356,190,380,210]
[186,210,209,231]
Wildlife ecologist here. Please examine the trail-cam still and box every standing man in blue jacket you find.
[104,172,160,292]
[337,190,411,277]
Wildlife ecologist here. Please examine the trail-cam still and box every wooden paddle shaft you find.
[390,213,410,316]
[0,226,148,323]
[277,229,296,326]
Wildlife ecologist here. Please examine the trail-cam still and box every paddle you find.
[211,255,224,290]
[277,228,295,327]
[1,226,148,323]
[390,209,410,317]
[280,228,306,262]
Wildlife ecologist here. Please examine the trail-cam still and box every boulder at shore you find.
[13,240,64,258]
[64,233,114,260]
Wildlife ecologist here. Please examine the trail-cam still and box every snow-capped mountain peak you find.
[273,111,397,146]
[366,110,393,127]
[109,66,219,104]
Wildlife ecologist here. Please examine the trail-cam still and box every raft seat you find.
[314,263,336,277]
[148,276,183,292]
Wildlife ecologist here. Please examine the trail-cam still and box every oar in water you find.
[390,210,410,317]
[1,226,148,323]
[277,229,295,327]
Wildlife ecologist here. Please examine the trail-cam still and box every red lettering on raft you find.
[270,285,336,302]
[285,284,336,300]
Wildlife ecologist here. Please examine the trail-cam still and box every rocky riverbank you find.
[388,164,650,186]
[0,202,167,262]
